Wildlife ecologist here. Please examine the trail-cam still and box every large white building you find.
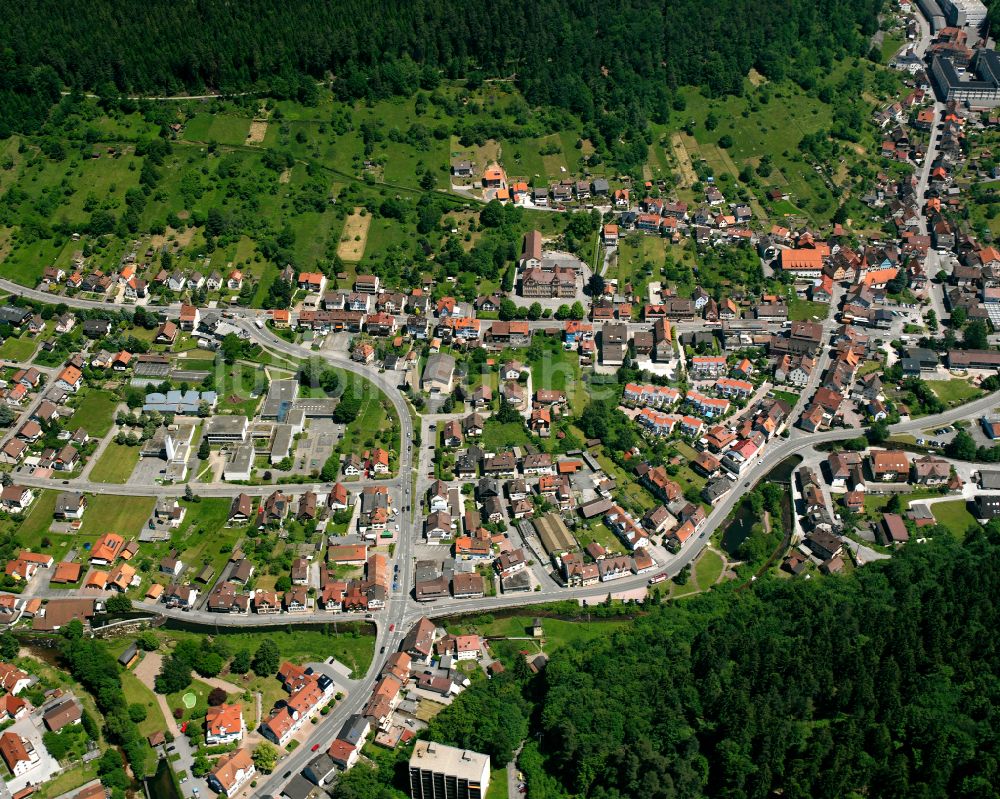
[409,741,490,799]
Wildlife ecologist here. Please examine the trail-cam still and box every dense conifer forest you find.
[0,0,885,139]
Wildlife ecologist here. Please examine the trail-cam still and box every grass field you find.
[928,379,983,408]
[694,548,724,587]
[529,343,587,414]
[79,495,155,537]
[70,390,119,438]
[788,298,830,322]
[184,114,252,145]
[15,490,58,550]
[0,335,37,361]
[930,499,980,538]
[335,375,398,465]
[166,678,212,724]
[481,421,531,453]
[597,452,657,513]
[770,389,800,407]
[121,664,169,738]
[88,442,140,483]
[445,614,628,651]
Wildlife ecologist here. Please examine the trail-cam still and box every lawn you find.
[335,374,398,464]
[70,390,119,437]
[486,769,508,799]
[788,298,830,322]
[529,340,587,414]
[16,490,58,550]
[445,614,628,651]
[132,498,247,597]
[121,664,169,738]
[79,494,155,537]
[88,442,140,483]
[166,678,213,724]
[770,389,800,407]
[481,421,531,453]
[930,499,980,539]
[597,452,656,513]
[694,548,724,587]
[928,379,983,408]
[31,762,100,799]
[0,335,37,362]
[576,520,627,557]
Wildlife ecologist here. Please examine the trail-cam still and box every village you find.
[1,0,1000,796]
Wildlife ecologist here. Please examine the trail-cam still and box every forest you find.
[340,526,1000,799]
[0,0,885,150]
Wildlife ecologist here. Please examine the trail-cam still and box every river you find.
[721,455,801,554]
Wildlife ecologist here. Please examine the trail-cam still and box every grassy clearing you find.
[930,499,980,539]
[927,379,982,408]
[597,452,656,513]
[70,390,119,437]
[121,664,169,738]
[88,442,140,483]
[15,490,58,550]
[788,298,830,322]
[183,113,252,145]
[0,335,37,361]
[481,421,531,452]
[337,208,370,261]
[79,494,155,536]
[445,614,628,651]
[770,389,800,406]
[694,548,724,586]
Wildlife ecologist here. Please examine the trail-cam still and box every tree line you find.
[359,526,1000,799]
[1,0,884,158]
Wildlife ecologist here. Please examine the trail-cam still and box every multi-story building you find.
[409,741,490,799]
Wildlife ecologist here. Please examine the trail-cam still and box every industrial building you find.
[932,50,1000,107]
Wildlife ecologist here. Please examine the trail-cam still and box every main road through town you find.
[4,284,999,794]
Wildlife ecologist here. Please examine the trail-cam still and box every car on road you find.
[312,743,320,752]
[283,770,292,779]
[380,646,386,653]
[389,624,395,631]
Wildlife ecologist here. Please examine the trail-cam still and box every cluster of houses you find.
[38,242,248,305]
[603,191,755,248]
[784,446,963,576]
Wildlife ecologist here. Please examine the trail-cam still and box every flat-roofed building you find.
[409,740,490,799]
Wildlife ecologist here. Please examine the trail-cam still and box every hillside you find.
[0,0,885,138]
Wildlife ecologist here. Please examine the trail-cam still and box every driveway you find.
[4,713,61,795]
[133,651,180,737]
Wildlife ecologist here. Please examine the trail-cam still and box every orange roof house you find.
[89,533,125,564]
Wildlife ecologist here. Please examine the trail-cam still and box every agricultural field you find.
[338,208,371,261]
